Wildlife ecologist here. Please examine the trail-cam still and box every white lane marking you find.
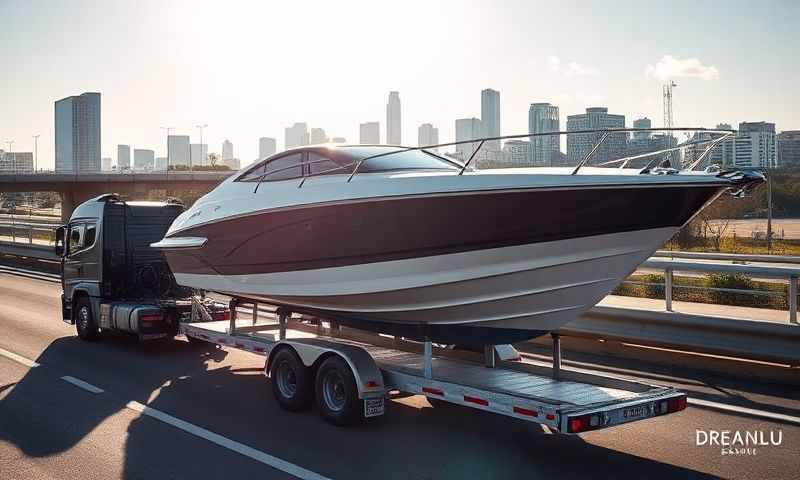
[0,346,40,368]
[61,375,104,394]
[0,346,331,479]
[125,401,332,480]
[689,398,800,426]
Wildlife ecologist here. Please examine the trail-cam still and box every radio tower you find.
[663,81,677,168]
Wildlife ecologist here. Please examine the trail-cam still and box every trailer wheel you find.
[270,348,312,411]
[75,297,100,341]
[315,355,361,426]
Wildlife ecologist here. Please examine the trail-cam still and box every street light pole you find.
[5,141,14,173]
[161,126,173,172]
[32,135,39,172]
[195,123,208,171]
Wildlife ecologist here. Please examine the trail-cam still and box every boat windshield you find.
[335,147,460,173]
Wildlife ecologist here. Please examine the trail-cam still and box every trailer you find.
[183,296,687,433]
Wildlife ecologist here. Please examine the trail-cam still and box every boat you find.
[152,129,763,345]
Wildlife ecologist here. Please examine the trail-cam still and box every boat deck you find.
[184,320,649,409]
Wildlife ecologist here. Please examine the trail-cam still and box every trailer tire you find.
[270,348,313,411]
[75,297,100,341]
[315,355,361,426]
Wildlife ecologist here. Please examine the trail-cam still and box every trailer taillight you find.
[567,413,603,433]
[140,313,162,324]
[212,310,230,321]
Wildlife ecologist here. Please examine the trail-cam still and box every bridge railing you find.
[630,259,799,324]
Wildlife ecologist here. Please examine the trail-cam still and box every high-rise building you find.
[285,123,309,149]
[259,137,276,159]
[778,130,800,168]
[418,123,439,151]
[502,140,531,167]
[455,117,483,162]
[310,128,328,145]
[528,103,560,166]
[632,118,652,141]
[168,135,190,167]
[733,122,777,168]
[133,149,155,170]
[222,139,234,161]
[0,152,34,174]
[117,145,131,170]
[190,144,209,166]
[155,157,168,171]
[386,91,401,145]
[481,88,501,152]
[566,107,626,165]
[360,122,380,144]
[55,92,101,173]
[101,157,112,171]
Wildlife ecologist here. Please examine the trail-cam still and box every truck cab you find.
[55,194,198,340]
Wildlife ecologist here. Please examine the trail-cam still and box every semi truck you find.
[55,194,226,341]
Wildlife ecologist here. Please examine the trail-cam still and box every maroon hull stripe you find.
[164,185,723,276]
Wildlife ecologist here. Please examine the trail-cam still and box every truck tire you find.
[75,297,100,341]
[269,348,312,411]
[315,355,362,426]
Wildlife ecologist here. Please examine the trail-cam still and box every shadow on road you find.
[0,333,723,479]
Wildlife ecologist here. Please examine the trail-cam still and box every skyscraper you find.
[310,128,328,145]
[55,92,101,173]
[0,152,34,174]
[566,107,626,165]
[222,139,234,161]
[168,135,190,167]
[528,103,560,166]
[101,157,112,171]
[259,137,276,159]
[386,91,401,145]
[732,122,777,168]
[133,149,155,170]
[632,118,652,141]
[778,130,800,168]
[155,157,168,171]
[360,122,380,144]
[481,88,501,152]
[117,145,130,170]
[418,123,439,151]
[455,117,483,162]
[285,123,309,149]
[190,144,209,166]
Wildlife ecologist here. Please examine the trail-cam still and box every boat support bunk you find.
[183,296,688,432]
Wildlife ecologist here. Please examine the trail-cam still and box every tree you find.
[697,195,747,252]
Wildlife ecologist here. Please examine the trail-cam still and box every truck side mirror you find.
[55,226,66,257]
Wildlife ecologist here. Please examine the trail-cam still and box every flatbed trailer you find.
[183,296,687,433]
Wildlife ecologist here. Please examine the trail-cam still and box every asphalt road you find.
[0,272,798,479]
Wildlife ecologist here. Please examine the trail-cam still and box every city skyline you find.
[1,1,799,169]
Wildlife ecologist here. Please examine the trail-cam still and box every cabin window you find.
[67,222,98,256]
[307,152,354,176]
[236,153,304,182]
[68,224,85,253]
[263,153,303,181]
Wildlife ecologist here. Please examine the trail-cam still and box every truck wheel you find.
[270,348,312,411]
[315,355,361,426]
[75,297,100,341]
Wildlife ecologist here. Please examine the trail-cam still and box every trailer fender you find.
[265,340,385,399]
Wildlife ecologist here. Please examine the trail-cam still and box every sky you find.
[1,0,798,170]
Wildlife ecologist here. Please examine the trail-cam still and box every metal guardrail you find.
[640,259,799,324]
[0,241,59,261]
[654,250,800,265]
[567,306,800,366]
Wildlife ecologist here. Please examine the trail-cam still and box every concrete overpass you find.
[0,171,233,221]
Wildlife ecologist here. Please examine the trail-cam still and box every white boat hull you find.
[175,227,675,341]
